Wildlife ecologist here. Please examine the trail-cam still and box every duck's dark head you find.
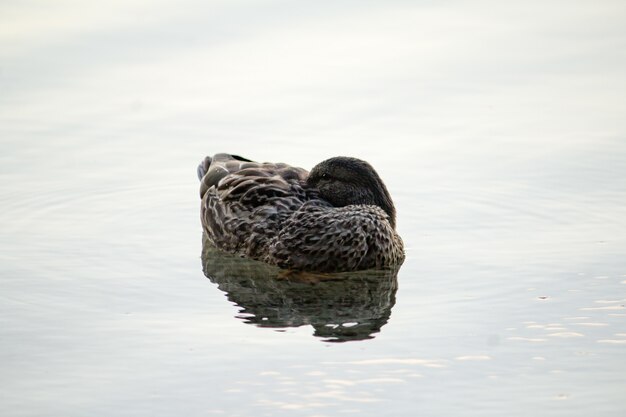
[307,157,397,229]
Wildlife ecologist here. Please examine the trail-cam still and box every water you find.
[1,1,625,416]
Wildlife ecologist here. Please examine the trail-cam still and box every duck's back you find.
[198,154,326,260]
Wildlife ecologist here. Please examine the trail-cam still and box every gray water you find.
[1,1,625,416]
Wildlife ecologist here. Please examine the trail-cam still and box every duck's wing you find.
[199,153,313,258]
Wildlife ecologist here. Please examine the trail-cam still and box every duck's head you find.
[307,157,397,229]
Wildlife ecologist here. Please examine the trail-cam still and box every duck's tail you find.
[197,153,258,199]
[197,156,213,181]
[197,154,256,182]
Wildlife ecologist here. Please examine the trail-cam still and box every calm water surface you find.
[1,1,625,416]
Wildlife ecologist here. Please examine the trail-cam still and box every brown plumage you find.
[197,153,404,272]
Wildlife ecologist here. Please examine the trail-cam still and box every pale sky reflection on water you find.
[1,1,626,416]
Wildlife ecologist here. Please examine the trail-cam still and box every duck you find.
[197,153,404,272]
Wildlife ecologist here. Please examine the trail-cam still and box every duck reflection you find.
[201,235,399,342]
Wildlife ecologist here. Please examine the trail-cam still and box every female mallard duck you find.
[197,153,404,272]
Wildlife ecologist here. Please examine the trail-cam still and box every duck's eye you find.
[321,173,329,179]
